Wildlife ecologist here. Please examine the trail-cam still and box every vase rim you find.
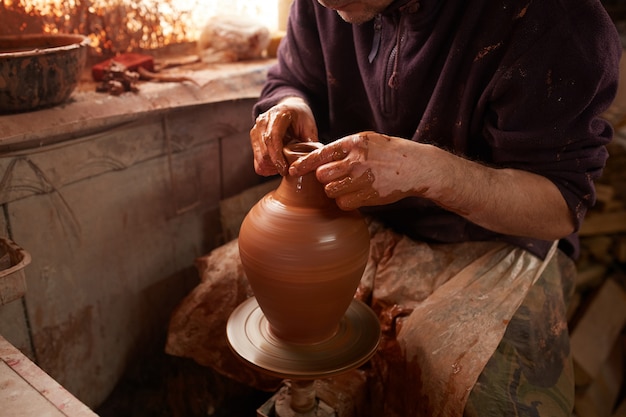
[284,142,323,163]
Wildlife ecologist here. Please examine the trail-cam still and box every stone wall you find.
[0,98,263,408]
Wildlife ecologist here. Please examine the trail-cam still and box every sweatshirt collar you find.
[381,0,421,15]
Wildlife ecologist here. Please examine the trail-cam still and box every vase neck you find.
[274,171,335,209]
[273,142,336,209]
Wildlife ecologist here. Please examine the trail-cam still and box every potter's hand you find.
[250,97,318,176]
[290,131,575,241]
[289,131,416,210]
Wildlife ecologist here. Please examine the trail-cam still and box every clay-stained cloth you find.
[166,222,574,416]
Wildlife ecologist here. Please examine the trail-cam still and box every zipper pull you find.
[368,15,382,63]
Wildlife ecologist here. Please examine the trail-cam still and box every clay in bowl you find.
[0,34,90,114]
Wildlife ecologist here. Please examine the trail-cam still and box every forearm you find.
[417,145,575,241]
[289,133,576,241]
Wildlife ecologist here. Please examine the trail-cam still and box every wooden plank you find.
[584,236,614,265]
[595,183,615,205]
[0,361,66,417]
[614,235,626,263]
[570,279,626,385]
[580,211,626,236]
[0,335,97,416]
[575,263,609,292]
[574,337,623,417]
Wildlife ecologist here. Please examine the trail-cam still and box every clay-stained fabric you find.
[166,221,569,416]
[360,223,564,417]
[463,251,576,417]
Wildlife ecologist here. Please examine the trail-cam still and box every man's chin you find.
[336,10,377,24]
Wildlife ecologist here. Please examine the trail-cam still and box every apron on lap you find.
[361,223,558,417]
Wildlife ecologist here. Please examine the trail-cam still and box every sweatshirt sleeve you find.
[483,0,621,234]
[253,0,328,118]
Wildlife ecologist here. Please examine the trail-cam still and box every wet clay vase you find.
[238,142,371,344]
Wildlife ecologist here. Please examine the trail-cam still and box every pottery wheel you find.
[227,297,381,379]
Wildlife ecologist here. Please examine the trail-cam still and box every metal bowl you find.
[0,34,90,114]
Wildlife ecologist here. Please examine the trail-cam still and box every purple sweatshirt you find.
[254,0,621,259]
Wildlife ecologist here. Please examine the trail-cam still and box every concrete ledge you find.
[0,59,273,153]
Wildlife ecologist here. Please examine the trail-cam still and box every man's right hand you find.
[250,96,319,176]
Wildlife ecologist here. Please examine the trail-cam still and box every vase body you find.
[238,143,370,344]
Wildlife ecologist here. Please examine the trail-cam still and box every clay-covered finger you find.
[335,187,379,210]
[289,142,349,176]
[250,117,279,176]
[315,158,351,183]
[265,112,295,175]
[324,169,375,198]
